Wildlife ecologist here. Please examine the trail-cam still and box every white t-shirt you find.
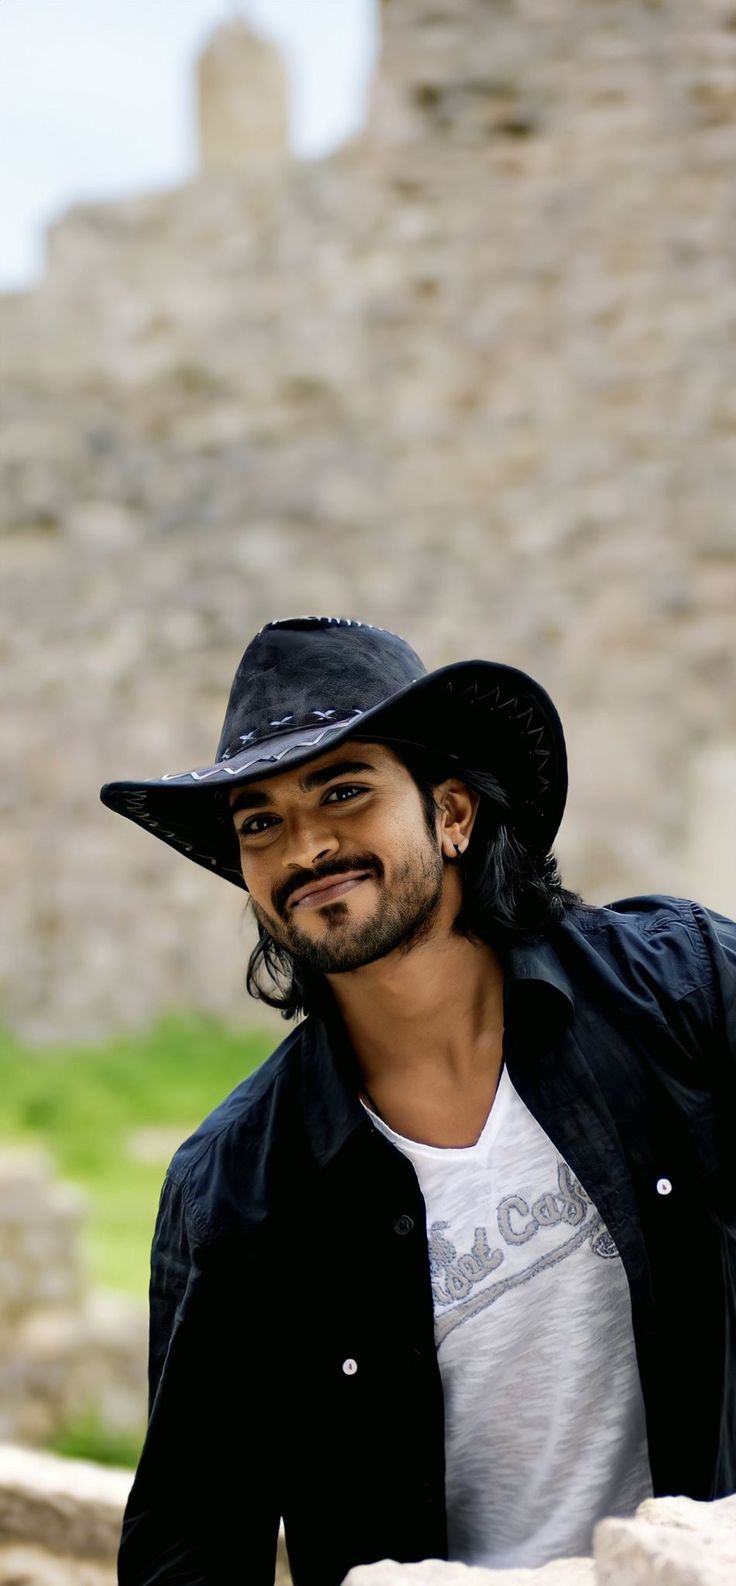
[360,1064,653,1568]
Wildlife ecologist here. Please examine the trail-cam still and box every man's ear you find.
[438,781,479,859]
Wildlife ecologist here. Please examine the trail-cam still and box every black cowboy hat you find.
[99,615,568,891]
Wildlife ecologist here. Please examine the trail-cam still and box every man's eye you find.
[324,784,366,804]
[238,815,274,837]
[237,785,367,839]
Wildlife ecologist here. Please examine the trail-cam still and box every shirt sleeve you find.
[117,1169,281,1586]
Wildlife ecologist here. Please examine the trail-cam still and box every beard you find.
[249,838,447,975]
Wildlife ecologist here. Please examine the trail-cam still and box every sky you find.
[0,0,378,293]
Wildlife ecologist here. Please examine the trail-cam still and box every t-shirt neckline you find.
[359,1063,511,1159]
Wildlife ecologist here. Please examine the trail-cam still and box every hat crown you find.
[215,616,427,762]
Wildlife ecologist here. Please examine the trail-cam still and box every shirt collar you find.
[501,931,576,1046]
[299,998,365,1171]
[300,932,576,1171]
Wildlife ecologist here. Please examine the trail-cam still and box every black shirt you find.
[118,892,736,1586]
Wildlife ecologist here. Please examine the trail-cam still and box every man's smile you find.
[291,875,372,910]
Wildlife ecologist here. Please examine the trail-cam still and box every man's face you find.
[227,739,454,975]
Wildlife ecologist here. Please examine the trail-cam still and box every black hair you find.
[244,739,593,1021]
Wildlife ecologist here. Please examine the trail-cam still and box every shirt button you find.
[394,1214,414,1236]
[342,1358,358,1376]
[656,1177,673,1196]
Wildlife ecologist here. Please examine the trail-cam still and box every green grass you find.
[0,1011,277,1466]
[0,1012,274,1297]
[46,1404,150,1471]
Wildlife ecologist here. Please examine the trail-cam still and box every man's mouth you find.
[291,875,371,910]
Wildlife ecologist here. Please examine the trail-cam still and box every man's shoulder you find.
[568,891,699,939]
[561,890,736,1003]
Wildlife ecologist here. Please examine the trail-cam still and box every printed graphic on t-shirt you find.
[429,1157,618,1345]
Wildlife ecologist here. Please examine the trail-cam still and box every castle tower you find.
[196,18,290,174]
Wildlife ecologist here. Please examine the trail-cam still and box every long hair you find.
[244,738,592,1021]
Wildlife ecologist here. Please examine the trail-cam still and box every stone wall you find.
[1,2,735,1041]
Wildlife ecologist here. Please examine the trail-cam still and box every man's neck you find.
[324,934,506,1147]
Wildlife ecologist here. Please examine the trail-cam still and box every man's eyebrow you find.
[228,760,380,817]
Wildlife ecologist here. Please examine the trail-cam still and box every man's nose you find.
[281,812,339,876]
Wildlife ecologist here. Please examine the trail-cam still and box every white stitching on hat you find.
[258,616,399,637]
[219,707,362,765]
[157,715,364,782]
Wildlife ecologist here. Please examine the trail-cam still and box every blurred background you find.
[1,0,735,1561]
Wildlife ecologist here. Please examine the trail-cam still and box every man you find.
[100,614,736,1586]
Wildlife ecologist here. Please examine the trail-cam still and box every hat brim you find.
[99,659,567,890]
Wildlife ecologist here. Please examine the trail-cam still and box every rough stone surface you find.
[0,1149,147,1446]
[628,1494,736,1534]
[594,1492,736,1585]
[2,1,736,1041]
[0,1545,114,1585]
[0,1444,130,1558]
[345,1557,594,1583]
[595,1518,736,1584]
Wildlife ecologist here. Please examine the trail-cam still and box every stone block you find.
[0,1444,131,1558]
[595,1493,736,1584]
[633,1495,736,1534]
[0,1542,115,1585]
[344,1555,595,1583]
